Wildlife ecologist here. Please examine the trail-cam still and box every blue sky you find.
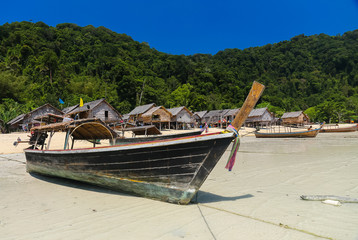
[1,0,357,55]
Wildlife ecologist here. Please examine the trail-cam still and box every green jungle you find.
[1,21,358,129]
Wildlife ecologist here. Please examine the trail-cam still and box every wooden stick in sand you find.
[230,81,265,131]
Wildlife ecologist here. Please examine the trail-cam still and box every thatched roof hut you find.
[202,109,230,126]
[192,111,207,126]
[281,111,309,126]
[7,104,64,132]
[167,106,193,129]
[65,98,121,124]
[223,108,240,122]
[141,106,172,130]
[127,103,156,124]
[245,107,274,127]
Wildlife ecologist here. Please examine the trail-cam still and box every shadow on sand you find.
[30,172,131,197]
[192,191,254,204]
[30,172,253,204]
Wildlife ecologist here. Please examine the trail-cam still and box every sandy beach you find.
[1,129,358,240]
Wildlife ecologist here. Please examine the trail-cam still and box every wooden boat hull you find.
[115,130,203,145]
[254,128,321,138]
[320,124,358,133]
[25,132,235,204]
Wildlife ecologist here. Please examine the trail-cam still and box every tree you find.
[168,84,193,108]
[304,107,318,123]
[0,98,26,133]
[38,50,58,84]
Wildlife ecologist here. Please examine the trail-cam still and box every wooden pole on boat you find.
[231,81,265,131]
[46,131,55,150]
[64,129,70,150]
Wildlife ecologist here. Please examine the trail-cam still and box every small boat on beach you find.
[320,124,358,133]
[254,124,323,138]
[22,81,265,204]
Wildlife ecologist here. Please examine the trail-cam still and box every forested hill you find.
[1,21,358,124]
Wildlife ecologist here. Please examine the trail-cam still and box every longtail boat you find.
[254,125,322,138]
[23,81,265,204]
[320,124,358,133]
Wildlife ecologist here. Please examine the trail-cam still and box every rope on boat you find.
[223,124,240,171]
[0,155,25,164]
[239,130,257,137]
[197,204,217,240]
[198,203,334,240]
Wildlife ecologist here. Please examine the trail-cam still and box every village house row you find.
[7,98,310,132]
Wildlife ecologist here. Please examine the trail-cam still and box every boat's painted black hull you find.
[25,133,234,204]
[115,130,203,145]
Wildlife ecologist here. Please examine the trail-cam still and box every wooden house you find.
[65,98,121,124]
[222,108,240,127]
[192,111,207,127]
[127,103,156,124]
[281,111,309,126]
[141,106,172,130]
[245,107,275,127]
[202,109,230,127]
[167,106,193,129]
[7,104,64,132]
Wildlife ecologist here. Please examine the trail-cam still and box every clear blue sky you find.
[1,0,357,55]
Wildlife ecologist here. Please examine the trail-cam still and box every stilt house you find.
[7,104,64,132]
[202,109,230,127]
[281,111,309,126]
[127,103,156,124]
[65,98,121,124]
[192,111,207,127]
[245,107,274,127]
[167,106,193,129]
[222,108,240,127]
[141,106,172,130]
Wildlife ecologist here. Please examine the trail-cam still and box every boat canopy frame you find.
[29,118,118,150]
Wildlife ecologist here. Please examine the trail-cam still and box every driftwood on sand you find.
[300,195,358,203]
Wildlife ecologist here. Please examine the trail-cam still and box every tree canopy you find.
[1,21,358,124]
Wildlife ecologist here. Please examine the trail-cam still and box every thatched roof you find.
[128,103,156,116]
[248,107,268,117]
[223,108,240,117]
[7,113,26,125]
[142,106,172,117]
[167,106,193,117]
[66,98,121,117]
[193,111,207,119]
[62,105,78,114]
[281,111,304,119]
[204,109,229,118]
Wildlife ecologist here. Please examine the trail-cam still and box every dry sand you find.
[1,128,358,240]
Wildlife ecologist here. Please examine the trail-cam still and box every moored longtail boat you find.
[320,124,358,133]
[254,125,323,138]
[24,81,265,204]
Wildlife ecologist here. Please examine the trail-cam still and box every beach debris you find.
[322,200,342,206]
[300,195,358,203]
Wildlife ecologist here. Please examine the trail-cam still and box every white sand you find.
[1,130,358,239]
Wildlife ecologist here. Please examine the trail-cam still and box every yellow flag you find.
[80,98,84,107]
